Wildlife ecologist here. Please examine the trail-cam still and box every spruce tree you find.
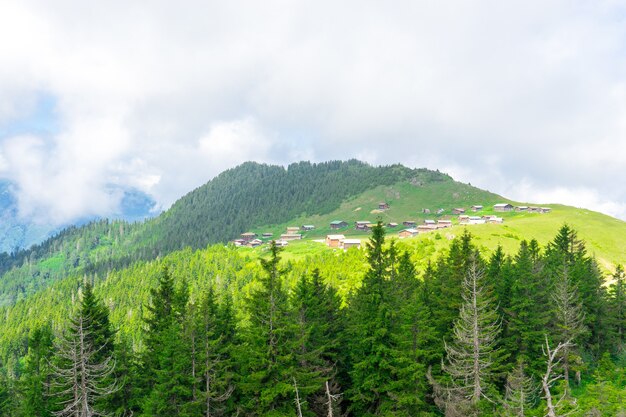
[346,221,402,415]
[608,265,626,354]
[240,241,295,415]
[141,269,194,417]
[17,324,54,417]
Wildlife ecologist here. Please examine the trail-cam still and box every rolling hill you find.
[0,160,624,309]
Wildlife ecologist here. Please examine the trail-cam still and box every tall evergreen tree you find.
[141,269,194,417]
[17,324,54,417]
[240,241,296,415]
[608,265,626,354]
[346,221,407,416]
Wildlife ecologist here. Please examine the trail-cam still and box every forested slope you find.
[1,224,624,416]
[0,160,454,306]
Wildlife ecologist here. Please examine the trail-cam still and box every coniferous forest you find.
[1,223,625,416]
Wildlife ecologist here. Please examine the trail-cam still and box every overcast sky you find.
[0,0,625,224]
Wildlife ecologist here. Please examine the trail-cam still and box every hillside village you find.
[232,202,553,249]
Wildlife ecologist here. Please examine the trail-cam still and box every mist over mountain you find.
[0,180,157,253]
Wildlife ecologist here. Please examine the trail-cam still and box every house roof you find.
[241,232,256,236]
[326,234,345,240]
[424,219,436,224]
[400,228,418,233]
[330,220,346,225]
[356,220,370,224]
[494,203,512,207]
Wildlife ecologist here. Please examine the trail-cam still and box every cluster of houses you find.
[233,202,553,248]
[325,235,362,250]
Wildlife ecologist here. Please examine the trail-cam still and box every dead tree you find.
[541,336,575,417]
[552,266,586,387]
[502,361,536,417]
[49,314,117,417]
[293,377,304,417]
[324,380,341,417]
[433,257,503,416]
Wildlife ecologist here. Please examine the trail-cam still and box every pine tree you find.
[141,269,194,417]
[346,221,402,415]
[393,252,437,415]
[608,265,626,354]
[193,287,236,417]
[17,324,54,417]
[505,240,550,376]
[290,269,344,415]
[240,241,295,415]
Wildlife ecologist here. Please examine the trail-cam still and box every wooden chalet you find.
[342,239,361,249]
[247,239,263,247]
[515,206,529,212]
[398,228,418,238]
[540,207,552,213]
[280,233,302,241]
[275,239,289,247]
[325,234,345,248]
[452,208,466,215]
[424,219,436,225]
[402,220,417,227]
[378,202,389,210]
[355,221,371,231]
[330,220,348,230]
[437,219,452,228]
[494,203,514,212]
[286,226,300,234]
[417,224,438,233]
[262,232,273,238]
[471,205,483,212]
[241,232,257,241]
[301,225,315,231]
[387,222,399,228]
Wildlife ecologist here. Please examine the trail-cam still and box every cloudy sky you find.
[1,0,625,224]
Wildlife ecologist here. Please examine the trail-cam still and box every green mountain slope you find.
[0,160,624,309]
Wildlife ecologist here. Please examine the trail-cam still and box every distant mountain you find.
[0,160,624,308]
[0,180,157,254]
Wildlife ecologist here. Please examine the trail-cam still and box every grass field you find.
[246,179,625,274]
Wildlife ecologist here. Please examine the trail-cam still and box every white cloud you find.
[0,0,625,223]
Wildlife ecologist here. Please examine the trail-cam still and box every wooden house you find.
[452,208,466,215]
[232,239,246,246]
[471,205,483,212]
[247,239,263,247]
[424,219,436,225]
[378,202,389,210]
[458,215,470,224]
[387,222,398,228]
[262,232,273,238]
[515,206,528,212]
[437,219,452,228]
[494,203,514,212]
[355,221,371,231]
[540,207,551,213]
[275,239,289,247]
[402,220,417,227]
[486,216,503,224]
[417,224,438,233]
[342,239,361,249]
[422,208,431,214]
[280,233,302,241]
[286,226,300,234]
[330,220,348,230]
[398,228,418,238]
[325,234,345,248]
[301,225,315,231]
[241,232,257,241]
